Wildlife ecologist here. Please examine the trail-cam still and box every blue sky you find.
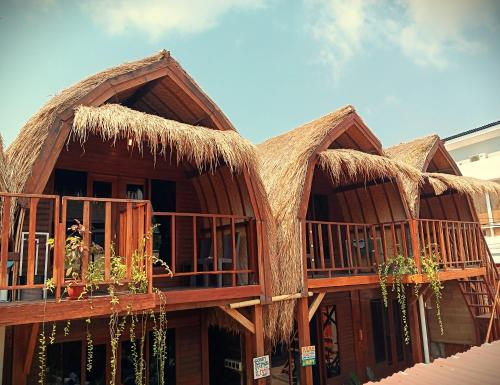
[1,0,499,148]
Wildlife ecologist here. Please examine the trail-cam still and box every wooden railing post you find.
[0,196,11,288]
[146,202,153,295]
[411,220,421,273]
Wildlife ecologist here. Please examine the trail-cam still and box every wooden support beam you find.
[252,304,266,385]
[308,292,326,322]
[24,323,39,375]
[218,306,255,334]
[296,297,313,385]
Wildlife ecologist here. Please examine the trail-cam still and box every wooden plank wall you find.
[319,292,357,385]
[426,280,476,346]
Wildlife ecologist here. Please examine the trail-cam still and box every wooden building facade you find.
[259,107,500,385]
[0,54,499,385]
[0,51,274,385]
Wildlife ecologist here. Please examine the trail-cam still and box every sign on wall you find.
[253,355,270,379]
[301,345,316,366]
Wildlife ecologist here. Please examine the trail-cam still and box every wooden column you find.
[253,304,266,385]
[296,297,313,385]
[408,300,423,364]
[244,330,254,385]
[350,290,365,382]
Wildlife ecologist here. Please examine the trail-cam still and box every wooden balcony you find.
[0,193,261,322]
[305,218,489,289]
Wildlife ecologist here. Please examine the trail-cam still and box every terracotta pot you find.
[67,285,86,300]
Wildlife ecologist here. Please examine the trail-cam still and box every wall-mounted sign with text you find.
[253,355,270,379]
[301,345,316,366]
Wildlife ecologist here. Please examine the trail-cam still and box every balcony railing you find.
[0,193,259,303]
[304,219,487,279]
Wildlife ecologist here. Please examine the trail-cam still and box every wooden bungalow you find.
[0,51,275,385]
[258,107,500,385]
[386,135,500,356]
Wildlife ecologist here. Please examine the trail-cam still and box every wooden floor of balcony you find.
[308,267,487,292]
[0,284,261,326]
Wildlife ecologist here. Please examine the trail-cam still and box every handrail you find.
[154,211,253,220]
[304,218,489,278]
[485,280,500,343]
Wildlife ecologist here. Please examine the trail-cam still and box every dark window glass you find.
[371,299,387,363]
[46,341,82,385]
[126,184,144,200]
[54,169,87,228]
[87,344,106,384]
[92,181,112,198]
[54,169,87,197]
[151,180,176,264]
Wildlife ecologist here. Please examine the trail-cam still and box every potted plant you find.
[49,220,104,299]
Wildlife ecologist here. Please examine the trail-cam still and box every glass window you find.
[46,341,82,385]
[86,344,106,385]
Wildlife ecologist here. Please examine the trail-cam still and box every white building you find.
[444,121,500,263]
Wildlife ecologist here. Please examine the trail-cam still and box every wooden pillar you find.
[11,323,38,385]
[253,304,266,385]
[244,330,254,385]
[350,290,365,382]
[296,297,313,385]
[408,300,423,364]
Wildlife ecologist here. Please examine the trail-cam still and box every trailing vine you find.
[43,225,171,385]
[378,255,419,344]
[85,318,94,373]
[421,255,444,335]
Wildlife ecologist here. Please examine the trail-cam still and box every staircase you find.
[458,239,500,343]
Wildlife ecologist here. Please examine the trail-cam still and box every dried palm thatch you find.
[72,104,255,174]
[384,134,440,171]
[385,134,500,214]
[0,135,7,193]
[258,105,369,342]
[318,149,422,187]
[6,51,169,194]
[425,172,500,197]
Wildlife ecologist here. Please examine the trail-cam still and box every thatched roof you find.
[6,51,170,194]
[72,104,256,174]
[384,134,440,171]
[258,105,411,341]
[318,149,422,187]
[425,172,500,197]
[385,134,500,215]
[258,105,357,341]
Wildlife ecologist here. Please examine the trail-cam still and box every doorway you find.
[209,326,243,385]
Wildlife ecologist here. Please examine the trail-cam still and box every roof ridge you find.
[443,120,500,142]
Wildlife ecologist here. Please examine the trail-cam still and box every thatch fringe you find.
[6,51,169,194]
[258,105,356,342]
[72,104,256,175]
[0,135,7,193]
[425,172,500,197]
[318,149,422,187]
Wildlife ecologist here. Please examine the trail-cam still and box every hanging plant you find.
[421,255,444,335]
[151,291,168,385]
[378,255,419,344]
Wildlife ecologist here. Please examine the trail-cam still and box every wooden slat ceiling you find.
[114,76,216,129]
